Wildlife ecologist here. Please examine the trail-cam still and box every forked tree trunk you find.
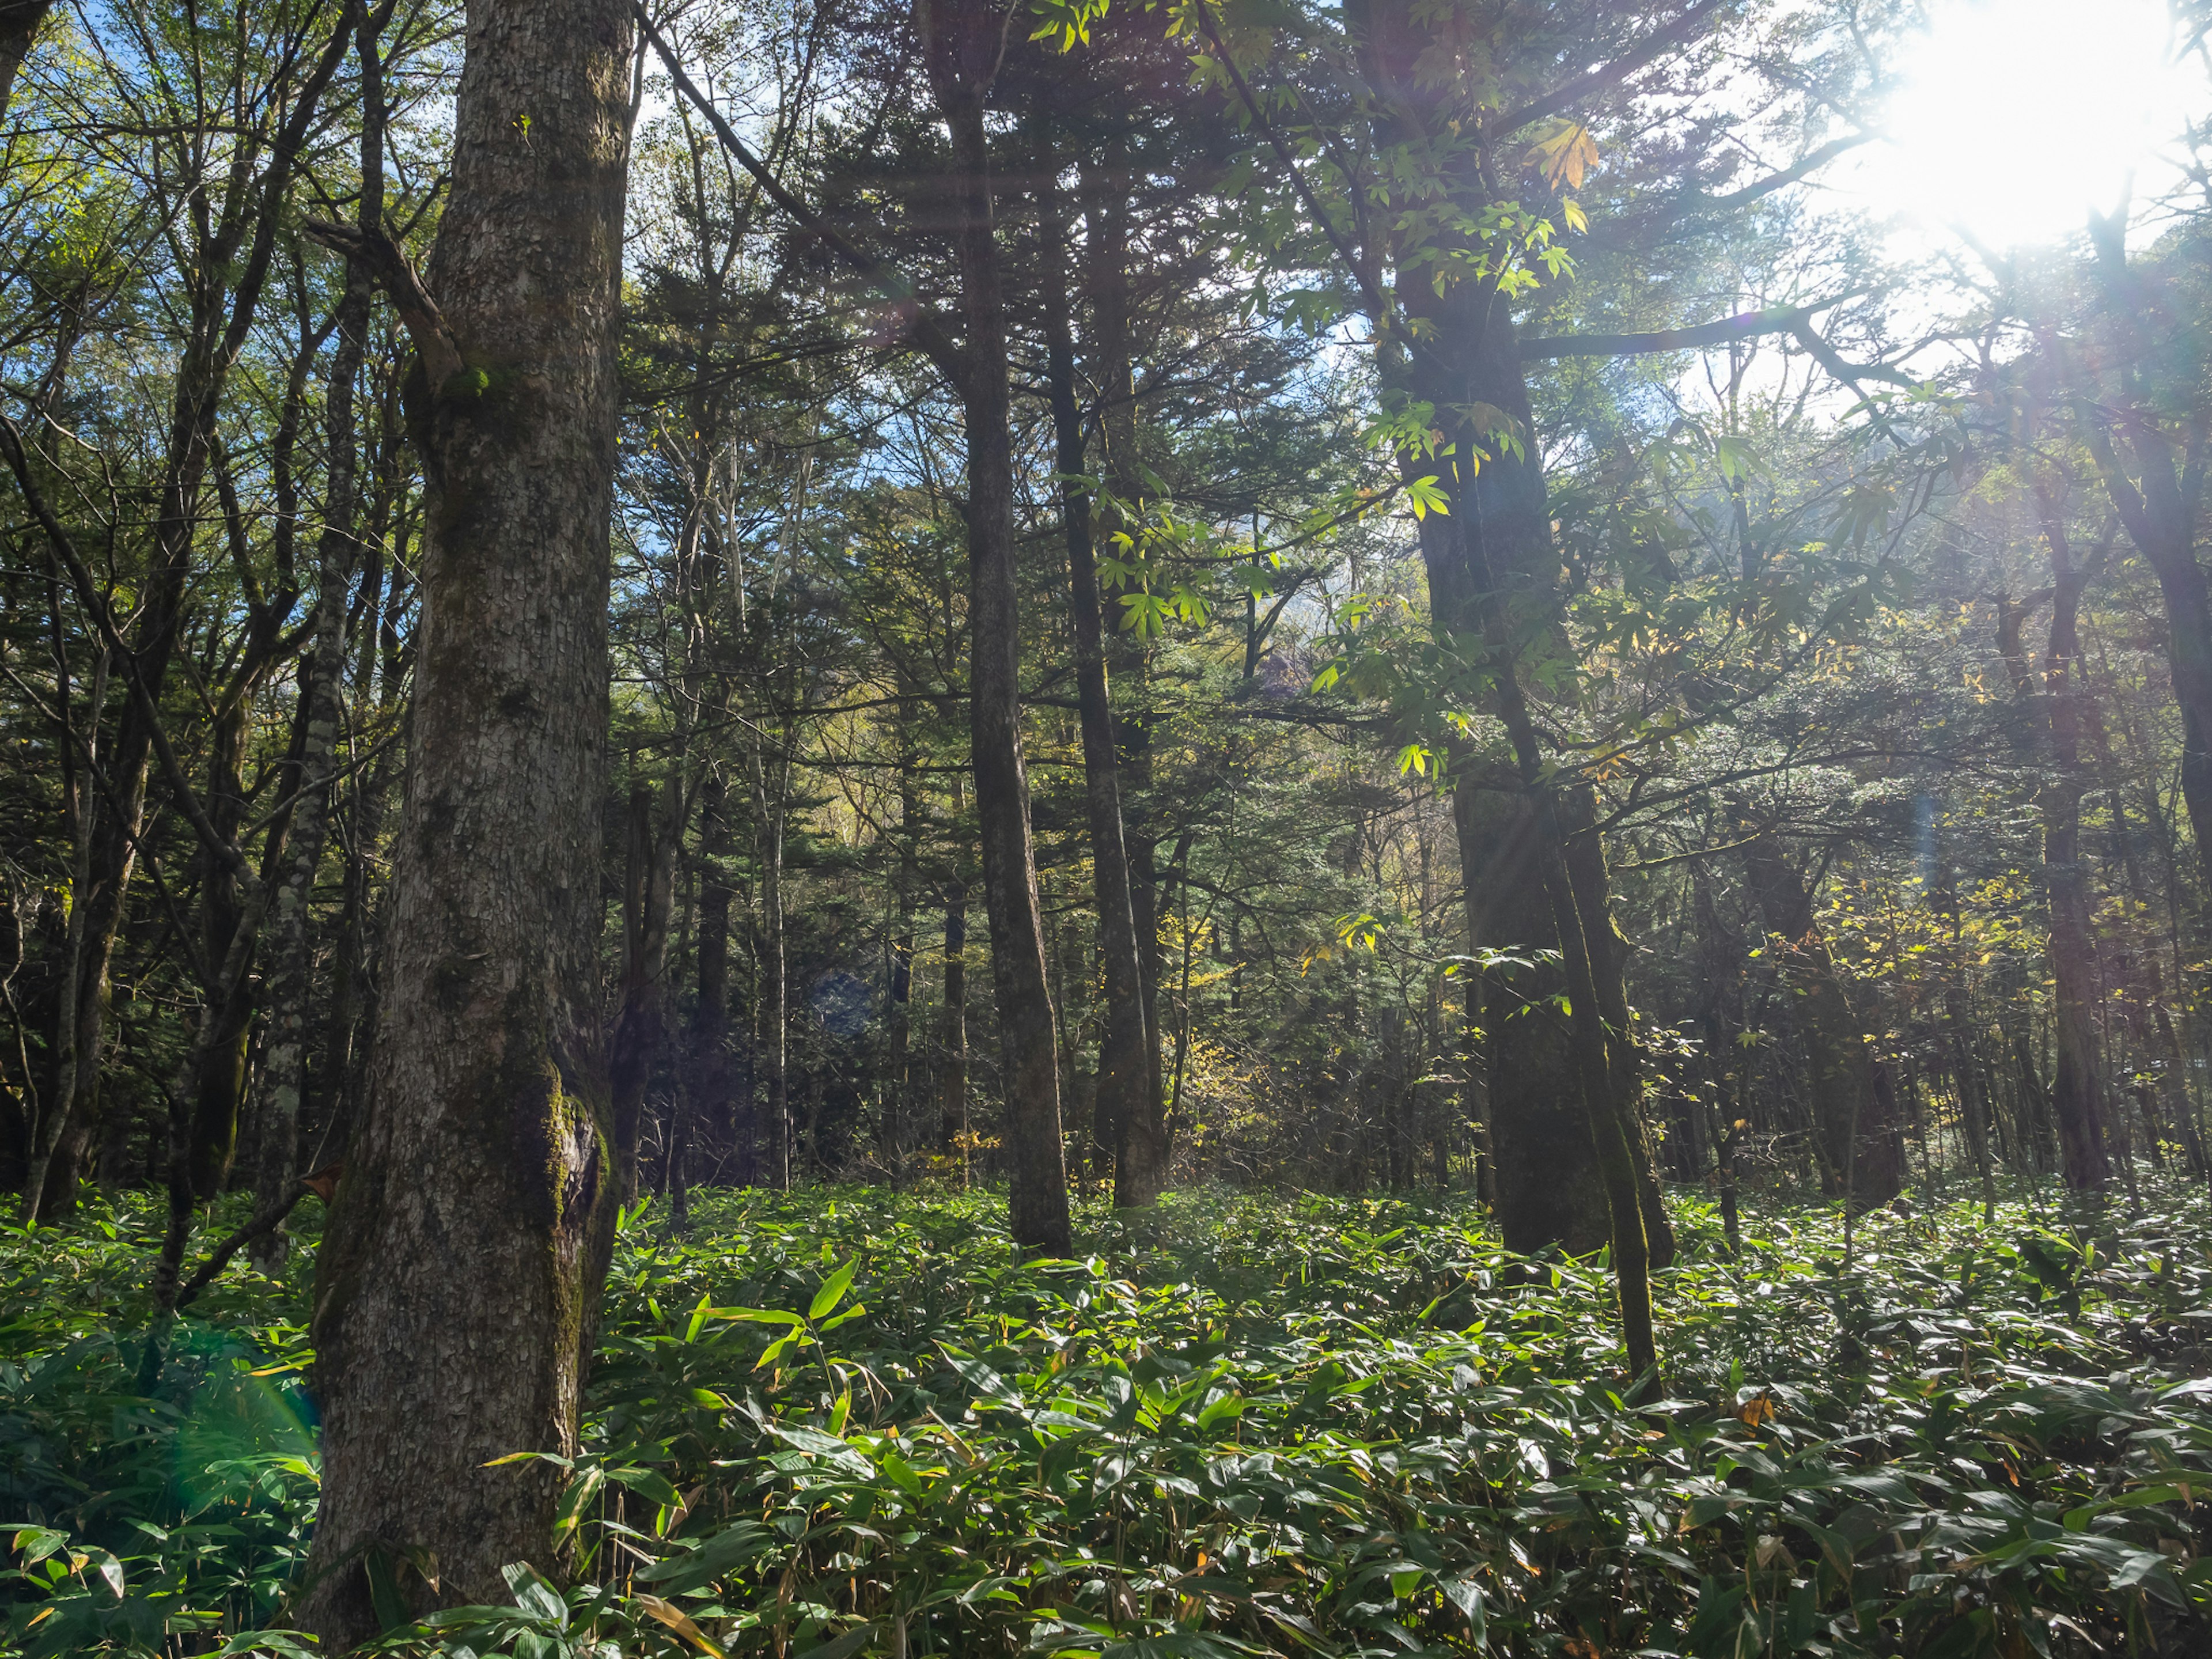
[918,0,1070,1252]
[1036,145,1158,1209]
[300,0,634,1639]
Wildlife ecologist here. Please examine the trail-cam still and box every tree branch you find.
[631,1,970,392]
[0,414,262,896]
[300,218,464,389]
[1491,0,1728,137]
[1521,304,1821,359]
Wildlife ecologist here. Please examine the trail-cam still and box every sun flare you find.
[1862,0,2199,250]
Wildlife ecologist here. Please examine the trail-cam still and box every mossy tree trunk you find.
[300,0,634,1639]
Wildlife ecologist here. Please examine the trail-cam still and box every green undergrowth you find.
[4,1179,2212,1657]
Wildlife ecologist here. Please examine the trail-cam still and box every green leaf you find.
[1404,475,1452,520]
[793,1623,876,1659]
[810,1258,858,1321]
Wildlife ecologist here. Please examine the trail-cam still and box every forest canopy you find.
[4,0,2212,1654]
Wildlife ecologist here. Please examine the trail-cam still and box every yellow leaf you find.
[1525,121,1599,190]
[637,1593,726,1657]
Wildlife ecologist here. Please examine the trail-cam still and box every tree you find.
[299,0,637,1635]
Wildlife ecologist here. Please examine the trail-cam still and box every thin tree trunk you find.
[918,0,1069,1252]
[253,33,382,1257]
[1036,141,1157,1210]
[610,772,680,1206]
[300,0,634,1637]
[687,770,736,1185]
[2001,500,2113,1192]
[749,738,790,1189]
[938,824,969,1179]
[2035,513,2112,1190]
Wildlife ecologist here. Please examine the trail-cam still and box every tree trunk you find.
[253,47,381,1255]
[749,738,790,1189]
[300,0,633,1638]
[938,859,969,1174]
[9,11,351,1219]
[1998,503,2113,1192]
[918,0,1069,1252]
[1036,142,1158,1210]
[1738,834,1906,1206]
[609,772,680,1207]
[2080,232,2212,894]
[687,770,737,1184]
[884,690,921,1176]
[2033,514,2112,1190]
[1461,785,1608,1252]
[0,0,50,120]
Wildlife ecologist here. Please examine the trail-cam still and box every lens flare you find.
[1859,0,2196,250]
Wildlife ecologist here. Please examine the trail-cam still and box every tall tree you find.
[300,0,636,1635]
[914,0,1072,1251]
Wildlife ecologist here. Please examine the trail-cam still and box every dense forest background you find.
[5,0,2209,1240]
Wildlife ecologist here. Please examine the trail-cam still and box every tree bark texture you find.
[1037,151,1159,1209]
[918,0,1070,1252]
[301,0,632,1639]
[0,0,51,122]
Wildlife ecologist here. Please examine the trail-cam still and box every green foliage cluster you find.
[6,1184,2212,1658]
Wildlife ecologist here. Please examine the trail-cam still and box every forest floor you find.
[3,1178,2211,1658]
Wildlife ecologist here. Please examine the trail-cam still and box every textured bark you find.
[1461,785,1605,1253]
[1340,0,1669,1275]
[0,0,51,122]
[918,0,1069,1252]
[1036,150,1158,1209]
[300,0,632,1639]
